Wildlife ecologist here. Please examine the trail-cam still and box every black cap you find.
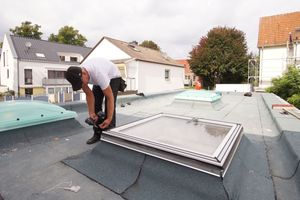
[65,66,82,91]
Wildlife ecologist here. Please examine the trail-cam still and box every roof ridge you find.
[260,11,300,19]
[92,36,183,67]
[103,36,127,44]
[104,36,162,53]
[10,34,91,49]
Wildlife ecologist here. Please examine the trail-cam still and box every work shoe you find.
[86,130,101,145]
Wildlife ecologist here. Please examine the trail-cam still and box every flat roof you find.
[1,91,300,200]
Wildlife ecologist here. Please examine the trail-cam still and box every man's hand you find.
[89,113,98,123]
[99,118,112,129]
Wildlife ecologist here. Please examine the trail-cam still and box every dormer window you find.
[36,53,45,58]
[70,57,78,62]
[59,56,65,61]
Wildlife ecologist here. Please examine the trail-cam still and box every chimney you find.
[128,41,138,46]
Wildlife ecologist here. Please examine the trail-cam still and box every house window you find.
[24,69,33,85]
[165,69,170,81]
[117,64,127,79]
[48,70,66,79]
[25,88,33,96]
[48,88,54,94]
[70,57,78,62]
[7,69,9,78]
[59,56,65,61]
[3,52,5,66]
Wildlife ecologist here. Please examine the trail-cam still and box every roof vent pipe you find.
[25,41,31,49]
[129,41,138,46]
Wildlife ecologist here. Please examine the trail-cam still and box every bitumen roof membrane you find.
[1,90,300,200]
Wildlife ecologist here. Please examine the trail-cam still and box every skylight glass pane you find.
[103,113,242,177]
[119,116,230,155]
[36,53,45,58]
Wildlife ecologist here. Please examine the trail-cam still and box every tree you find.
[188,27,248,88]
[10,21,42,39]
[48,26,87,46]
[140,40,161,51]
[0,42,2,48]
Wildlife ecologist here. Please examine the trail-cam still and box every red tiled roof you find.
[176,59,192,74]
[257,11,300,48]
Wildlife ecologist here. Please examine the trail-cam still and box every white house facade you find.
[259,44,300,88]
[82,36,184,94]
[257,12,300,88]
[0,34,91,96]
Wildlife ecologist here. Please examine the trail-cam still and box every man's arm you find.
[99,85,114,129]
[82,83,97,121]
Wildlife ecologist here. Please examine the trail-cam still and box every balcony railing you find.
[42,78,70,86]
[286,57,300,66]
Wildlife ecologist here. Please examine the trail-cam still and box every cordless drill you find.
[85,111,106,129]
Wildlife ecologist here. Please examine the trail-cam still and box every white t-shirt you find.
[80,57,121,90]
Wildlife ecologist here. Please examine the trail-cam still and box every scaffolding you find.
[248,58,259,88]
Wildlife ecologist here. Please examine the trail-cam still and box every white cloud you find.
[0,0,299,58]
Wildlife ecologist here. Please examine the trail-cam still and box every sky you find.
[0,0,299,59]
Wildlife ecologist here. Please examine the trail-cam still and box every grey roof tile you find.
[10,35,91,63]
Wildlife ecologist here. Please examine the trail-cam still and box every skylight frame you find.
[103,113,243,174]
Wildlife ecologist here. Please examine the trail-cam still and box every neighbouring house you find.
[0,34,91,96]
[257,11,300,88]
[176,59,202,87]
[82,36,184,94]
[176,59,194,86]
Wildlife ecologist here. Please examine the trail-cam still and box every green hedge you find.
[288,94,300,109]
[266,66,300,109]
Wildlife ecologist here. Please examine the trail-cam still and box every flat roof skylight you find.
[103,113,243,177]
[0,101,77,132]
[175,90,221,102]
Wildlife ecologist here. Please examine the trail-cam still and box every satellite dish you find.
[25,41,32,49]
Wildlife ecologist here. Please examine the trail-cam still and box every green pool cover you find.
[0,100,77,132]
